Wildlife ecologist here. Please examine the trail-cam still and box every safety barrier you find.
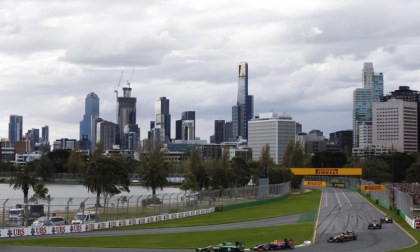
[0,207,214,238]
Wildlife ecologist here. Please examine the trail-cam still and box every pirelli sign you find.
[290,168,362,176]
[360,185,386,191]
[303,181,326,187]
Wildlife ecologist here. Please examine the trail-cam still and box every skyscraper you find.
[352,63,383,147]
[232,62,254,140]
[117,86,137,147]
[155,97,171,143]
[176,111,196,140]
[214,120,225,144]
[41,126,49,143]
[80,92,99,141]
[9,115,23,142]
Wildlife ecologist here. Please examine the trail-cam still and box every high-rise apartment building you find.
[248,112,296,165]
[232,62,254,140]
[373,98,417,152]
[97,120,116,150]
[117,86,137,147]
[154,97,171,143]
[329,130,353,152]
[9,115,23,142]
[352,63,383,147]
[381,86,420,150]
[80,92,100,141]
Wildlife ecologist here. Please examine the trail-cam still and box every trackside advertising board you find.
[290,168,362,176]
[303,181,326,187]
[360,185,386,191]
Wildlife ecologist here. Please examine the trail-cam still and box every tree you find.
[47,149,71,173]
[33,156,55,181]
[92,140,104,160]
[187,145,202,173]
[281,139,294,167]
[228,157,251,187]
[64,150,86,173]
[84,156,130,207]
[361,158,392,184]
[139,140,168,198]
[9,165,39,203]
[260,144,274,178]
[180,172,200,191]
[123,158,141,174]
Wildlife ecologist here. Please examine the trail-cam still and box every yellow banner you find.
[290,168,362,176]
[360,185,385,191]
[303,181,326,187]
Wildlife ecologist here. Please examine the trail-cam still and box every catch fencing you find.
[0,182,291,229]
[360,179,391,210]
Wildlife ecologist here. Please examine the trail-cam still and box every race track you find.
[299,187,416,252]
[0,187,416,252]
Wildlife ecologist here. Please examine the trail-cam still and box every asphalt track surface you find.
[0,187,416,252]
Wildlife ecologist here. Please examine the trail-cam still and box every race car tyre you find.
[208,247,214,252]
[263,245,269,251]
[289,244,294,249]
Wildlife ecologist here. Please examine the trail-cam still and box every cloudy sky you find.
[1,0,420,143]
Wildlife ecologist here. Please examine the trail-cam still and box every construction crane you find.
[114,71,124,123]
[127,68,135,87]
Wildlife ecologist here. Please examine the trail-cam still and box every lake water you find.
[0,183,181,200]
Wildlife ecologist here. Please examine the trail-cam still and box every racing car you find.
[380,215,393,223]
[327,231,357,243]
[251,239,294,250]
[368,220,382,229]
[196,241,245,252]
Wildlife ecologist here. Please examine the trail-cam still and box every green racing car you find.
[196,241,245,252]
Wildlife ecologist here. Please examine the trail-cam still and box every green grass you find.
[107,190,322,230]
[357,192,419,252]
[0,222,315,249]
[0,190,322,248]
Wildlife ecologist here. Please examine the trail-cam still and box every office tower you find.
[232,62,254,140]
[248,112,296,165]
[329,130,353,152]
[25,128,39,152]
[381,86,420,150]
[80,92,99,141]
[8,115,23,142]
[223,121,233,142]
[352,63,383,147]
[123,124,140,150]
[41,126,49,143]
[373,98,417,152]
[155,97,171,143]
[176,111,196,140]
[96,120,116,150]
[117,86,137,147]
[53,138,77,150]
[296,123,302,134]
[214,120,225,144]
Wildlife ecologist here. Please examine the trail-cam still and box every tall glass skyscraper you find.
[155,97,171,143]
[232,62,254,140]
[118,86,138,148]
[9,115,23,142]
[352,63,384,147]
[80,92,100,141]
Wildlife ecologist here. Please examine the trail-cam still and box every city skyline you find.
[1,1,420,143]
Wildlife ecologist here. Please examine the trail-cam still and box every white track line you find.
[325,190,328,208]
[335,190,342,208]
[340,189,353,207]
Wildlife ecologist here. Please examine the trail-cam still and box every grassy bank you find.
[107,189,321,230]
